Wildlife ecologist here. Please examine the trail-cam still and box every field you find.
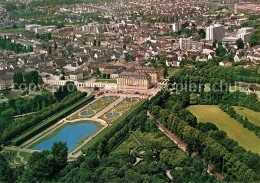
[188,105,260,154]
[234,106,260,127]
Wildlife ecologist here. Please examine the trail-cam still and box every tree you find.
[27,151,55,180]
[1,108,15,120]
[163,66,169,79]
[198,29,206,39]
[151,105,161,119]
[236,38,244,49]
[51,142,68,173]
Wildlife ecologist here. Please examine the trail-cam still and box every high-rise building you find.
[237,27,254,43]
[206,24,225,42]
[234,3,238,14]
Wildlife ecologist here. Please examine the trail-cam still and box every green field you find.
[234,106,260,127]
[96,79,117,83]
[188,105,260,154]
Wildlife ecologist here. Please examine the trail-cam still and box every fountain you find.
[80,109,94,116]
[103,96,112,101]
[128,97,137,102]
[106,108,119,118]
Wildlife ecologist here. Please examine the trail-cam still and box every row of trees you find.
[149,90,260,181]
[0,91,86,144]
[0,91,57,116]
[171,60,260,85]
[35,33,52,42]
[219,104,260,138]
[13,71,43,88]
[0,36,33,53]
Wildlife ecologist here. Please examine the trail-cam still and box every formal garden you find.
[69,96,118,119]
[1,150,29,167]
[101,97,142,124]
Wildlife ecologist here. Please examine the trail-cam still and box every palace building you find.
[117,66,159,90]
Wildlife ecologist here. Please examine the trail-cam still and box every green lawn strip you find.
[0,28,25,33]
[95,79,117,83]
[168,68,183,77]
[234,106,260,127]
[11,95,95,146]
[28,120,103,153]
[188,105,260,154]
[131,131,145,144]
[135,130,177,147]
[115,135,138,153]
[81,99,147,151]
[19,152,31,162]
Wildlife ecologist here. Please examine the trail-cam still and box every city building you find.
[206,24,226,42]
[117,67,159,90]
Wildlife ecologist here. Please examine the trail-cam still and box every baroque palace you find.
[117,67,159,90]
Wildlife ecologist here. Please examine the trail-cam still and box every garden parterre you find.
[101,97,142,124]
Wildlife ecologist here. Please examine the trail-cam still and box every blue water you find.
[106,112,120,118]
[33,123,98,151]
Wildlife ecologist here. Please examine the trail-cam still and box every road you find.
[158,122,224,180]
[130,132,142,145]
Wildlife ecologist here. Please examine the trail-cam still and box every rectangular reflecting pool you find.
[33,122,99,151]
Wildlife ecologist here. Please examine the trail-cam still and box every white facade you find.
[180,38,192,50]
[237,27,254,43]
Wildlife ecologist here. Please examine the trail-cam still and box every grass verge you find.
[188,105,260,154]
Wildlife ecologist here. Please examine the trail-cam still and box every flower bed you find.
[69,96,118,119]
[101,97,141,124]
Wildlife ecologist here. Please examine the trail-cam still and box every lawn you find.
[0,150,28,166]
[19,152,31,162]
[135,130,177,147]
[168,68,183,77]
[0,28,25,33]
[96,79,117,83]
[234,106,260,127]
[116,135,138,153]
[101,97,141,124]
[69,96,118,119]
[188,105,260,154]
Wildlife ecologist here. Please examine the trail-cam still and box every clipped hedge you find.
[12,95,95,146]
[83,99,148,154]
